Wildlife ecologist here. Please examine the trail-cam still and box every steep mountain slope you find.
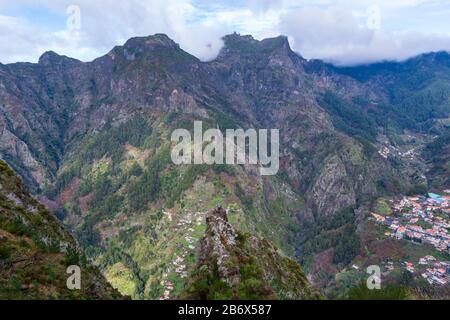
[313,51,450,133]
[182,207,320,300]
[0,33,449,298]
[0,160,121,299]
[423,130,450,190]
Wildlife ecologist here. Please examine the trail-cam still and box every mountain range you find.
[0,33,449,299]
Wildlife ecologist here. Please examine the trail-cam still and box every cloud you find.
[279,5,450,65]
[0,15,40,63]
[0,0,450,65]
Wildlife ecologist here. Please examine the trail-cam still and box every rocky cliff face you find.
[182,207,320,300]
[423,131,450,190]
[0,160,121,299]
[0,33,425,211]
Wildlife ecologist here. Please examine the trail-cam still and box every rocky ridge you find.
[182,207,320,300]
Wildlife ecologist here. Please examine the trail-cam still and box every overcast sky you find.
[1,0,450,65]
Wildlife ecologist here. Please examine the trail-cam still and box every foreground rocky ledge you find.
[181,206,321,300]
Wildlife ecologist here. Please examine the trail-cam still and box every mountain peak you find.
[411,50,450,65]
[218,33,294,60]
[222,33,291,49]
[38,51,80,66]
[105,33,191,63]
[222,32,257,45]
[38,51,60,64]
[260,35,291,50]
[122,33,180,51]
[206,205,228,222]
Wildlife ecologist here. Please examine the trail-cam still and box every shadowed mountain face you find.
[0,33,448,298]
[0,160,121,299]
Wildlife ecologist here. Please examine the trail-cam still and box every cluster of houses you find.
[378,144,417,161]
[370,192,450,254]
[419,255,450,285]
[369,191,450,286]
[159,210,205,300]
[173,254,188,278]
[373,256,450,286]
[160,276,174,300]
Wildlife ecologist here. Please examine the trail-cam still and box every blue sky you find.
[2,6,65,29]
[1,0,450,65]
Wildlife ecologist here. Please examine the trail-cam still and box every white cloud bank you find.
[0,0,450,65]
[280,5,450,65]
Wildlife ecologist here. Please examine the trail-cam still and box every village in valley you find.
[158,210,205,300]
[369,190,450,286]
